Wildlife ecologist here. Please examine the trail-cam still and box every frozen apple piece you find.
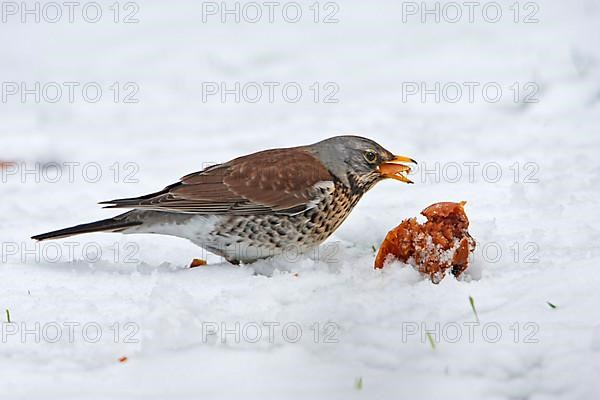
[374,201,475,283]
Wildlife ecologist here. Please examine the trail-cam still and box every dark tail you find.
[31,214,142,241]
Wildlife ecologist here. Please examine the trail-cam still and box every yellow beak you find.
[378,155,417,184]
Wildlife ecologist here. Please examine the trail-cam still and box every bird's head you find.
[307,135,417,191]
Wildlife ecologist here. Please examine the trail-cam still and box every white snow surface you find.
[1,0,600,399]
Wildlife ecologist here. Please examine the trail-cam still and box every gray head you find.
[306,135,416,191]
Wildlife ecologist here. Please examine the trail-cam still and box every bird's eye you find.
[363,150,378,164]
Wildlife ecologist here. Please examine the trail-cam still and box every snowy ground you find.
[1,0,600,398]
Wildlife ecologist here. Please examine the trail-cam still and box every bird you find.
[32,136,416,264]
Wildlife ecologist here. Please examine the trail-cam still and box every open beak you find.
[378,155,417,184]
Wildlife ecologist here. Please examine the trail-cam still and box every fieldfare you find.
[32,136,416,263]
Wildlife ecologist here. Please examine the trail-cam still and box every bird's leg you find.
[189,257,240,267]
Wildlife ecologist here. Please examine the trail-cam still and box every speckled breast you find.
[211,182,363,260]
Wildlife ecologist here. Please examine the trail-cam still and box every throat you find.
[345,172,381,196]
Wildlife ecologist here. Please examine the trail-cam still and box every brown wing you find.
[101,148,334,216]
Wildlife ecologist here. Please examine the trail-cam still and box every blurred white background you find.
[1,1,599,399]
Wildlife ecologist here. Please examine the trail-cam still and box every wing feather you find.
[101,148,334,216]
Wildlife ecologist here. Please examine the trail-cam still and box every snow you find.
[1,0,600,398]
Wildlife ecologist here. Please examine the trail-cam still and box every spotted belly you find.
[199,186,360,262]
